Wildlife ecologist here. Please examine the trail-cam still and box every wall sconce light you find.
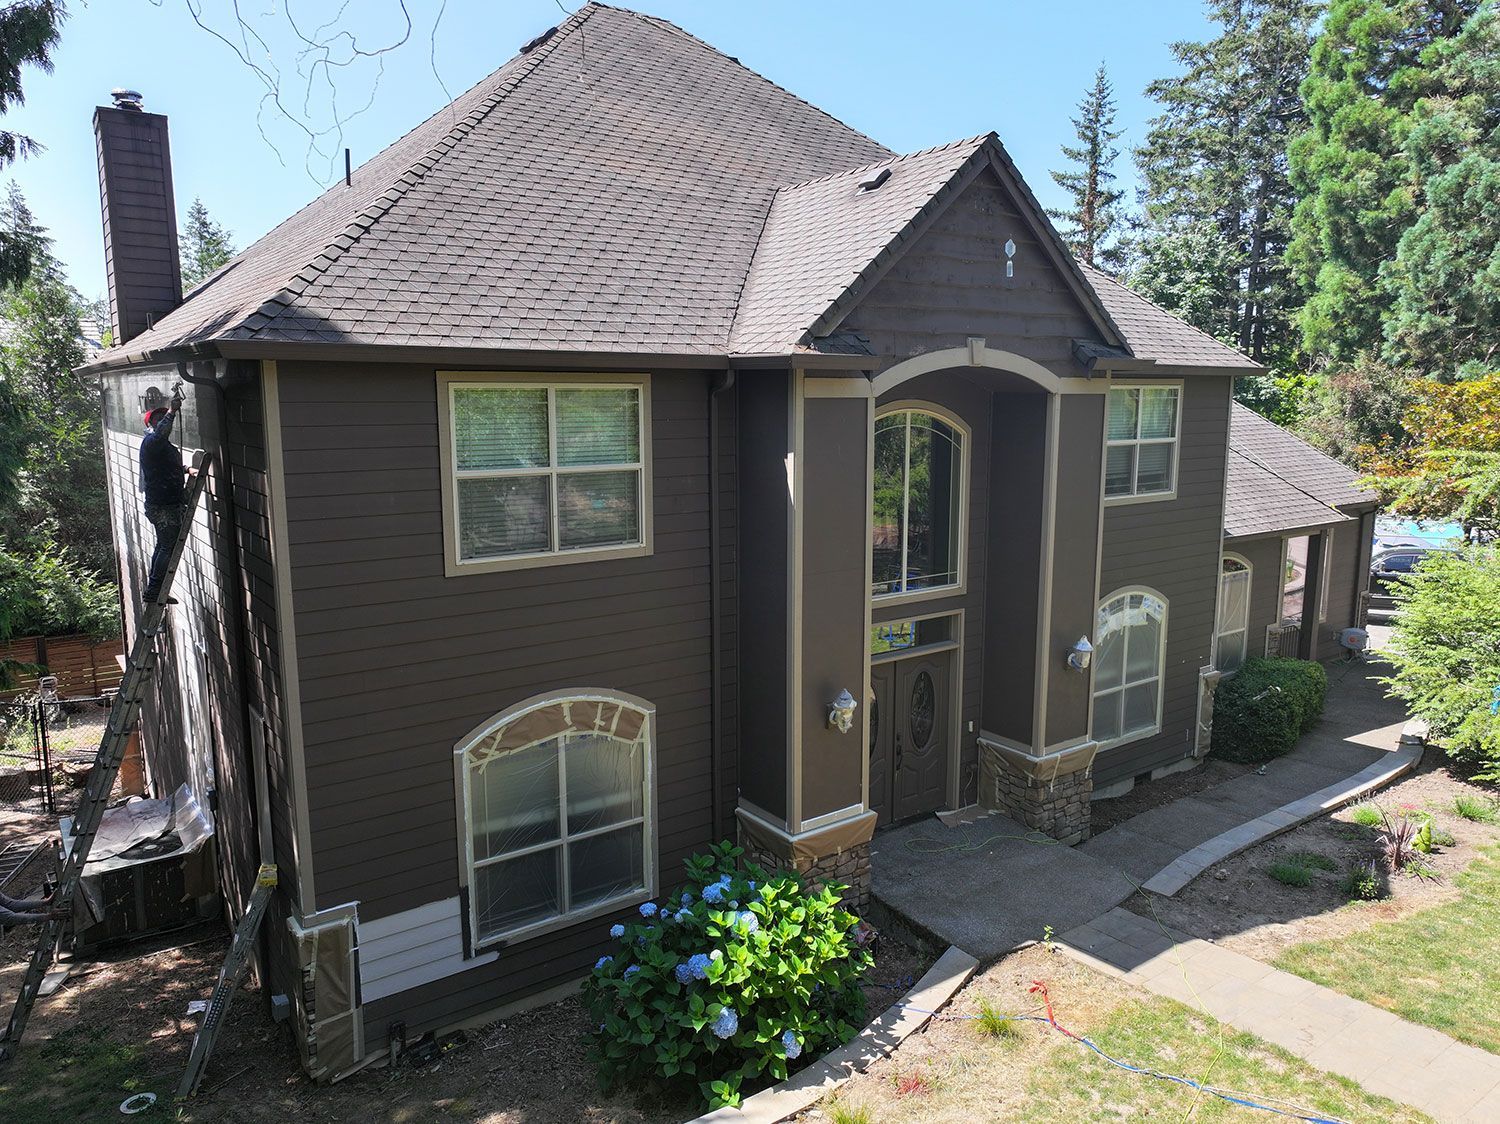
[827,689,858,734]
[1067,636,1093,672]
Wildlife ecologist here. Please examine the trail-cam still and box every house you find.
[81,4,1375,1080]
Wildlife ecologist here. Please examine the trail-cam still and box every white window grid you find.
[1106,386,1180,498]
[450,383,645,563]
[873,409,964,599]
[1216,557,1252,673]
[466,728,651,946]
[1093,591,1167,746]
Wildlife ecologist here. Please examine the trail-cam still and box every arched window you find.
[456,691,655,947]
[1093,589,1168,747]
[872,407,966,599]
[1216,555,1252,674]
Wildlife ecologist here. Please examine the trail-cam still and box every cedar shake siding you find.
[275,362,730,1040]
[1096,375,1233,788]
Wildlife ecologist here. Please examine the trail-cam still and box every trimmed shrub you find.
[581,842,871,1109]
[1211,657,1329,763]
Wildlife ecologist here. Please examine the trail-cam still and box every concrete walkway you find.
[1082,661,1415,893]
[1063,907,1500,1123]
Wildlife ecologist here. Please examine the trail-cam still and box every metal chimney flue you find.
[94,90,183,344]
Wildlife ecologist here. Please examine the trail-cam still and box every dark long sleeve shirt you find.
[140,410,185,507]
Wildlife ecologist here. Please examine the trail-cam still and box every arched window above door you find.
[872,407,967,601]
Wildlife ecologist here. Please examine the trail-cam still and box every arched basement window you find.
[872,408,965,599]
[457,692,655,947]
[1093,589,1168,748]
[1216,555,1252,674]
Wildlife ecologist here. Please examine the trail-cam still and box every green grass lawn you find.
[0,1026,176,1124]
[1275,842,1500,1054]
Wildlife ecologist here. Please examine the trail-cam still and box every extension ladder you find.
[177,862,276,1098]
[0,454,214,1064]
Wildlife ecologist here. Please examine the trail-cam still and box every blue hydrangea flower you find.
[738,911,759,934]
[729,900,739,909]
[609,923,625,938]
[782,1030,802,1059]
[624,964,641,978]
[674,962,694,984]
[711,1008,739,1039]
[639,902,658,917]
[749,881,757,890]
[595,956,612,971]
[701,883,726,904]
[681,891,694,906]
[674,908,692,923]
[688,952,711,980]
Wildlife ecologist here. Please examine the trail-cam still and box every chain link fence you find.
[0,684,116,818]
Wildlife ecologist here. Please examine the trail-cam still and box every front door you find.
[868,652,950,825]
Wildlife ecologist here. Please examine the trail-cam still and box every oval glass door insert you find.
[909,670,935,748]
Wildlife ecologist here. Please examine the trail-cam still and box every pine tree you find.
[1379,2,1500,376]
[1288,0,1479,365]
[179,196,236,289]
[0,1,66,288]
[1131,0,1320,370]
[1048,64,1126,270]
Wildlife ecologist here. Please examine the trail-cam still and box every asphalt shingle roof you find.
[1224,403,1377,538]
[98,3,1265,375]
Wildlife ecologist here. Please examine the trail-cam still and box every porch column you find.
[733,370,875,908]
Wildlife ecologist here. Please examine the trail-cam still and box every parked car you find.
[1369,546,1456,611]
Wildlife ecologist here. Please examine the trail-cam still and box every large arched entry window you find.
[1215,555,1253,674]
[456,691,655,947]
[1092,589,1168,748]
[872,407,966,599]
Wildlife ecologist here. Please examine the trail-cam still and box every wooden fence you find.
[0,633,125,699]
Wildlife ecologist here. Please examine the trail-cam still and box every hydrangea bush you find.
[580,841,871,1108]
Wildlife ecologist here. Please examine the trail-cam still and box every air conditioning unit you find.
[1340,627,1369,652]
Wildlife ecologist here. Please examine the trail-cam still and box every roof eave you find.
[78,339,224,377]
[1090,356,1269,378]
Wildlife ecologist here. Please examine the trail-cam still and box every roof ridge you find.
[609,4,894,161]
[1082,262,1255,362]
[774,134,993,192]
[237,5,598,338]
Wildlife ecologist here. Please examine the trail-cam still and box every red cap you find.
[144,406,169,427]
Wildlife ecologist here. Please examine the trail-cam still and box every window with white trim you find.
[872,409,964,597]
[1093,590,1167,746]
[1215,556,1252,674]
[1105,386,1179,498]
[446,380,646,566]
[459,694,654,946]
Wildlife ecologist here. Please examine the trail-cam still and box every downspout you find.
[708,370,736,841]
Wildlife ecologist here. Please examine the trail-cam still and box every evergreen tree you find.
[179,196,236,289]
[0,1,66,288]
[1131,0,1319,371]
[1048,64,1127,269]
[1379,2,1500,376]
[1288,0,1478,365]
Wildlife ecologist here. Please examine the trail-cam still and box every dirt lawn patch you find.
[794,944,1431,1123]
[1123,751,1500,963]
[1089,757,1253,836]
[0,910,928,1124]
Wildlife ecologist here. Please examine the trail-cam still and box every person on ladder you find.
[140,385,194,605]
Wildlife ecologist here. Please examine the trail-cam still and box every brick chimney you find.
[94,89,183,344]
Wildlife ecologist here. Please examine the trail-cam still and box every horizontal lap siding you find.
[278,363,723,1040]
[1096,376,1231,787]
[1314,520,1366,660]
[1227,536,1286,660]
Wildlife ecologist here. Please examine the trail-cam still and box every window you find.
[440,376,649,572]
[1093,589,1167,747]
[872,409,965,598]
[871,615,955,655]
[1215,556,1252,674]
[1281,534,1310,624]
[457,693,654,946]
[1105,385,1180,499]
[1319,530,1334,622]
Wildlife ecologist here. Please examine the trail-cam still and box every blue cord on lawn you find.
[899,1004,1351,1124]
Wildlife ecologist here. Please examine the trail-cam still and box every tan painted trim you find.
[1033,393,1061,750]
[261,359,316,912]
[868,607,966,810]
[805,376,874,398]
[1089,392,1108,741]
[870,339,1108,398]
[870,400,971,606]
[736,802,877,856]
[435,371,654,576]
[861,393,875,815]
[788,371,805,832]
[1208,378,1235,673]
[1101,379,1184,507]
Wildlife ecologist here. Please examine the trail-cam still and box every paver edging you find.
[1140,743,1423,897]
[688,945,978,1124]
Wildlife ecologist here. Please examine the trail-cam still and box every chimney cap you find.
[111,89,143,111]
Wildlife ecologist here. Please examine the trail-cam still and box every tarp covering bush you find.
[1211,656,1328,763]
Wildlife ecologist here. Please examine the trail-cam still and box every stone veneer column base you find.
[979,738,1097,845]
[735,807,877,914]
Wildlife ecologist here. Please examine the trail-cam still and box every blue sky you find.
[8,1,1217,299]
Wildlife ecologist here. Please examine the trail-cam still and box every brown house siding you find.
[1096,375,1232,788]
[275,361,728,1042]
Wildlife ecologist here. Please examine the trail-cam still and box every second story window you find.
[1105,385,1180,500]
[872,408,966,599]
[440,376,650,573]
